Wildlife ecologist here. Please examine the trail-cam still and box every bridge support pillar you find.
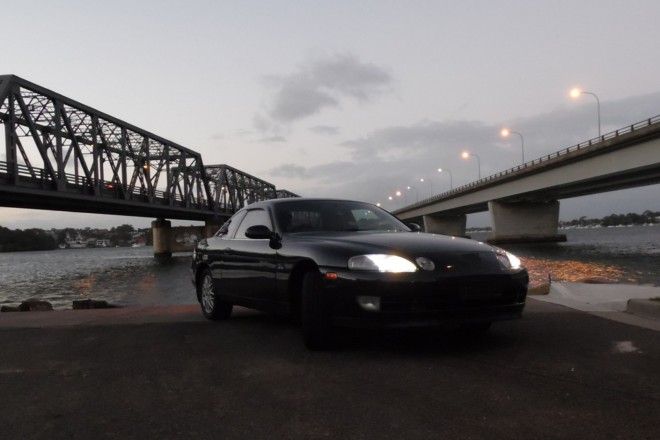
[422,214,467,237]
[488,200,566,244]
[152,219,225,259]
[152,218,172,259]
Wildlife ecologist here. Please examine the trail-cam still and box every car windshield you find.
[274,200,411,233]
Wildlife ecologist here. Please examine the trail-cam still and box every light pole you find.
[570,87,601,137]
[437,168,453,189]
[406,185,419,203]
[500,128,525,163]
[461,151,481,179]
[419,177,433,197]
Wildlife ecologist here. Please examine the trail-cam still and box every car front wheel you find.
[301,271,333,349]
[198,269,233,320]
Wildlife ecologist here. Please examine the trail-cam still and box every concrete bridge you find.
[394,116,660,243]
[0,75,297,257]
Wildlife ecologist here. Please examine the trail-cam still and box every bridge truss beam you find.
[0,75,217,220]
[204,164,298,214]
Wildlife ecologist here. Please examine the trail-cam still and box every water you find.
[0,247,194,310]
[0,226,659,310]
[471,225,660,287]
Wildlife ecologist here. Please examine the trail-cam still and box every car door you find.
[220,207,279,307]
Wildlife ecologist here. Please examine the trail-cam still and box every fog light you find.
[357,296,381,312]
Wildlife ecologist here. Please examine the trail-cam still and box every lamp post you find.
[500,128,525,163]
[419,177,433,197]
[461,151,481,179]
[406,185,419,203]
[437,168,453,190]
[570,88,601,137]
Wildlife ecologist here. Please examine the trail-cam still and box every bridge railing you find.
[397,114,660,212]
[0,74,216,217]
[0,75,301,219]
[0,161,194,206]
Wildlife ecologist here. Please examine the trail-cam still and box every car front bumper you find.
[320,269,529,329]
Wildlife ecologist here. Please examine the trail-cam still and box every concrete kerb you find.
[529,281,660,322]
[627,298,660,320]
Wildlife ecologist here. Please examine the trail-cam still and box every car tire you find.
[198,268,233,320]
[301,271,333,350]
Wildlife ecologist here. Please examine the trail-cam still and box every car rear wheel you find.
[301,271,333,349]
[198,269,233,320]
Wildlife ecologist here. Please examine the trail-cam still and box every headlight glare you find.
[348,254,417,272]
[495,249,522,270]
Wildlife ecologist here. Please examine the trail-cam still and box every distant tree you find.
[113,224,135,246]
[0,226,57,252]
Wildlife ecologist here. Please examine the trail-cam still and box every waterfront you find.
[0,225,658,310]
[472,225,660,287]
[0,247,193,309]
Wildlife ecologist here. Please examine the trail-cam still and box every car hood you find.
[282,231,510,275]
[287,231,495,255]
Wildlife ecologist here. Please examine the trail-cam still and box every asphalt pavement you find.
[1,283,660,439]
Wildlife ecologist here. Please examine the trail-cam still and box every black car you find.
[191,198,528,349]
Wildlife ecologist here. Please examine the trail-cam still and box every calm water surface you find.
[471,225,660,287]
[0,247,193,309]
[1,225,658,309]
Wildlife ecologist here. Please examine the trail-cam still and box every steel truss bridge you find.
[0,75,297,223]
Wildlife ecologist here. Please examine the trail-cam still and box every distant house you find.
[96,239,111,248]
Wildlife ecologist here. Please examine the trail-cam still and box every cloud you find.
[273,91,660,212]
[268,163,308,179]
[259,136,287,143]
[258,53,393,128]
[341,120,496,162]
[309,125,340,136]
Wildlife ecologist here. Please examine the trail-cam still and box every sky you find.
[1,0,660,229]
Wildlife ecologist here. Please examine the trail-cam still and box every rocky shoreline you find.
[1,299,120,312]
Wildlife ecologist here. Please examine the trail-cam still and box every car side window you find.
[215,211,247,238]
[234,209,272,239]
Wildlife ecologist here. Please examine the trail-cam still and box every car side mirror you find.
[245,225,273,239]
[407,222,422,232]
[245,225,282,250]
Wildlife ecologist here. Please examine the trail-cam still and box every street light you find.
[419,177,433,197]
[500,128,525,163]
[437,168,453,189]
[461,151,481,179]
[406,185,419,203]
[388,190,404,206]
[570,87,601,137]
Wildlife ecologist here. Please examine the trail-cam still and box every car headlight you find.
[495,249,522,270]
[348,254,418,273]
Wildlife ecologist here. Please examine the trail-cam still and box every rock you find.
[1,305,20,312]
[18,300,53,311]
[72,299,119,310]
[528,283,551,295]
[576,277,611,284]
